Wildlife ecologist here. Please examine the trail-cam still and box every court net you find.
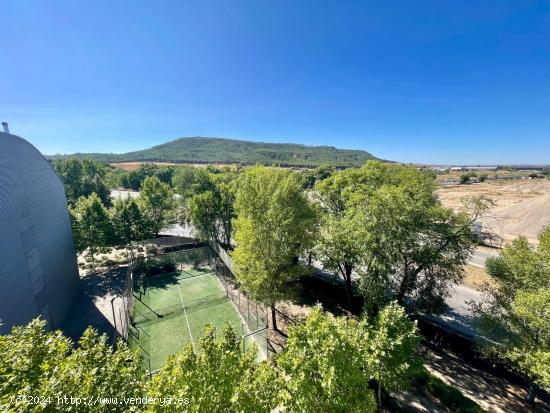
[132,289,228,326]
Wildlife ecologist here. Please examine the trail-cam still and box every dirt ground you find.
[463,265,496,289]
[111,161,237,171]
[438,179,550,243]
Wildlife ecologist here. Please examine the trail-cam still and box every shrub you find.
[133,257,176,276]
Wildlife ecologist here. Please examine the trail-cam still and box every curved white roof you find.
[0,132,80,333]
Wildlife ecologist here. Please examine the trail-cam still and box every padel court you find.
[127,248,267,372]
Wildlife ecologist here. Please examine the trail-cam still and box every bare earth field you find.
[438,179,550,243]
[111,161,237,171]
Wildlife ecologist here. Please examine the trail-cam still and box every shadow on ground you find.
[62,266,127,344]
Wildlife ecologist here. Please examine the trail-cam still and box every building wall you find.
[0,132,80,334]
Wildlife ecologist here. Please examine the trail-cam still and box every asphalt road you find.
[468,247,498,268]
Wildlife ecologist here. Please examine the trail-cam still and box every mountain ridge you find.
[47,136,379,167]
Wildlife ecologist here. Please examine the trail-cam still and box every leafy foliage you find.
[232,166,318,329]
[138,176,174,237]
[123,164,175,190]
[475,226,550,396]
[146,324,281,413]
[110,197,148,249]
[314,161,487,315]
[70,193,113,267]
[0,306,421,412]
[187,171,237,245]
[277,307,377,413]
[277,304,419,411]
[0,320,145,413]
[47,137,378,167]
[357,302,422,403]
[52,158,110,205]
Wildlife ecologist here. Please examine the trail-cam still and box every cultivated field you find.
[111,161,238,171]
[438,179,550,243]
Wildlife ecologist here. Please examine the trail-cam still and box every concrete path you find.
[469,247,499,268]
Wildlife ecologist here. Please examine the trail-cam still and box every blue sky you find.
[2,1,549,164]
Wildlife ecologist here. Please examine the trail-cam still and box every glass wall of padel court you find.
[114,238,272,373]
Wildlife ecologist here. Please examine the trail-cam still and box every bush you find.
[133,257,176,276]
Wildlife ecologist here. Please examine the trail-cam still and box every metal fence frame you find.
[114,236,276,369]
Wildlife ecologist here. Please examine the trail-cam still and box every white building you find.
[0,130,80,334]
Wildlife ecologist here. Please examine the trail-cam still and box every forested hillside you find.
[47,137,378,167]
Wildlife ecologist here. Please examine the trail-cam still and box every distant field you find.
[438,179,550,243]
[110,161,232,172]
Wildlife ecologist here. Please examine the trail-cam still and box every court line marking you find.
[178,285,196,352]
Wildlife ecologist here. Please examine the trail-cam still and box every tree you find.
[313,161,487,315]
[232,166,318,332]
[172,167,215,199]
[357,302,421,405]
[146,324,281,413]
[188,191,220,241]
[52,158,110,205]
[277,306,377,412]
[474,226,550,404]
[315,214,363,309]
[139,176,174,237]
[362,187,486,313]
[188,171,236,245]
[70,193,113,270]
[110,197,146,259]
[0,320,145,413]
[355,164,489,314]
[314,167,368,309]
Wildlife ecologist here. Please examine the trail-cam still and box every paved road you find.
[468,247,499,268]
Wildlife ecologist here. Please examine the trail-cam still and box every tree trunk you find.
[396,264,410,305]
[527,382,536,405]
[344,271,353,310]
[271,304,279,333]
[378,382,383,408]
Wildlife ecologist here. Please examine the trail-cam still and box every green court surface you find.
[128,265,266,372]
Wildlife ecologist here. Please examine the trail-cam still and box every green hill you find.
[48,137,378,167]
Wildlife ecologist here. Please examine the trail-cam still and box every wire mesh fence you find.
[206,243,277,359]
[115,236,277,371]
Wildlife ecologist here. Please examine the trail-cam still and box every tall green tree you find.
[315,214,363,309]
[360,186,488,313]
[474,226,550,403]
[232,167,318,332]
[314,168,369,309]
[146,324,281,413]
[70,193,113,269]
[139,176,174,237]
[188,171,236,245]
[110,197,146,259]
[53,158,110,205]
[172,167,215,199]
[0,320,145,413]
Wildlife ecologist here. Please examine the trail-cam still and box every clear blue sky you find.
[2,1,549,164]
